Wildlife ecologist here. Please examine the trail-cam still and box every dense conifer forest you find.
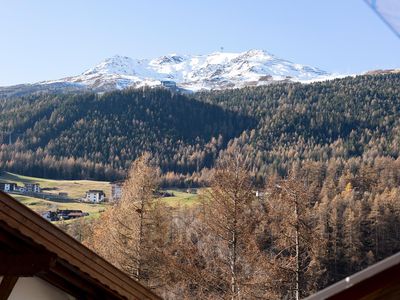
[198,73,400,178]
[0,88,255,180]
[1,73,400,185]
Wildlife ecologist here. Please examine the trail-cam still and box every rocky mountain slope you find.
[0,49,334,97]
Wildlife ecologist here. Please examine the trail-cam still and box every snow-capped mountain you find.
[46,49,332,92]
[0,50,335,97]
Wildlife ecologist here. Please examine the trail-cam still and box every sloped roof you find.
[0,191,161,299]
[305,252,400,300]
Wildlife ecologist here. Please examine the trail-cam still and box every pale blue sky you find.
[0,0,399,85]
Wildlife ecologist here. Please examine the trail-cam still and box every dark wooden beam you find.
[0,253,56,276]
[0,222,43,253]
[50,262,108,299]
[0,276,18,300]
[40,267,116,300]
[328,263,400,300]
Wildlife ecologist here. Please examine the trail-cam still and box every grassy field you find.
[1,172,110,222]
[162,189,202,207]
[9,188,200,223]
[12,194,106,214]
[0,172,111,199]
[1,171,201,224]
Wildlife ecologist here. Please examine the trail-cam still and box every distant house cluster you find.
[24,183,41,193]
[41,209,89,222]
[0,182,41,193]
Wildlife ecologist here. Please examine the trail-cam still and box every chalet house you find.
[57,209,89,220]
[41,210,89,222]
[111,181,123,202]
[0,182,17,192]
[24,183,41,193]
[85,190,105,203]
[0,191,160,299]
[41,211,59,222]
[66,211,89,219]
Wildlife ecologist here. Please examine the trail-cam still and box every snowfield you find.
[43,49,333,92]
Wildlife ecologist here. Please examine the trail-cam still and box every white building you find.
[0,182,16,192]
[85,190,105,203]
[24,183,41,193]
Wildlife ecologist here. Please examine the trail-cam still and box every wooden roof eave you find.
[0,191,161,300]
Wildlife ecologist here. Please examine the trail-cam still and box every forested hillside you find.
[198,73,400,178]
[0,88,254,180]
[1,73,400,184]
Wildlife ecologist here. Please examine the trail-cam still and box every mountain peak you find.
[151,54,185,65]
[244,49,273,56]
[82,55,137,76]
[17,49,335,93]
[107,54,132,62]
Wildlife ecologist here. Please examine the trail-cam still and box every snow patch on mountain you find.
[31,50,338,93]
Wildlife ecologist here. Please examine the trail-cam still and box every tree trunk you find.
[230,229,237,300]
[230,194,238,300]
[136,191,146,282]
[295,199,300,300]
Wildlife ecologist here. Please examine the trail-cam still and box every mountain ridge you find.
[0,49,338,97]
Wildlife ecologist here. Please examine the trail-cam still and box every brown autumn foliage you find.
[85,153,170,288]
[84,153,400,299]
